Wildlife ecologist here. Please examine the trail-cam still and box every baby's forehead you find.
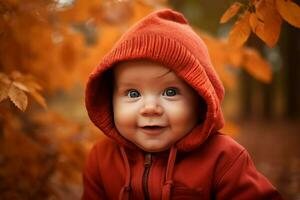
[113,59,175,82]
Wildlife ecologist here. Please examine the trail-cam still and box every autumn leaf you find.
[228,47,243,67]
[29,90,47,110]
[8,83,28,111]
[249,12,264,34]
[12,81,30,92]
[0,73,11,102]
[0,71,47,111]
[0,82,9,102]
[228,11,251,48]
[276,0,300,28]
[242,48,272,83]
[251,0,282,47]
[220,2,243,24]
[11,71,47,110]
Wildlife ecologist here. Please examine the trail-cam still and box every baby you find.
[83,9,283,200]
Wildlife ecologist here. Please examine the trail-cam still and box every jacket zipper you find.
[143,153,152,200]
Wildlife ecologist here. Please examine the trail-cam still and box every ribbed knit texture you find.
[85,8,225,151]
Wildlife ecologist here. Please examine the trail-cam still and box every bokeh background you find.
[0,0,299,199]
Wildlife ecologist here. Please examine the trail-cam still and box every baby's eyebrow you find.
[154,69,172,79]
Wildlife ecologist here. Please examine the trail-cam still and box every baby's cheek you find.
[166,103,190,120]
[113,104,136,125]
[166,102,198,127]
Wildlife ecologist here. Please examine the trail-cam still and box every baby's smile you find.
[139,125,168,135]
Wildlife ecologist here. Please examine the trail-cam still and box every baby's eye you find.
[127,89,140,98]
[163,87,179,97]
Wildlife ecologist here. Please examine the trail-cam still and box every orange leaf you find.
[276,0,300,28]
[249,12,264,33]
[8,84,28,111]
[229,11,251,48]
[0,73,11,102]
[228,47,244,67]
[26,81,42,91]
[29,90,47,110]
[12,81,29,92]
[0,82,10,102]
[5,71,47,109]
[220,2,243,23]
[252,0,282,47]
[242,48,272,83]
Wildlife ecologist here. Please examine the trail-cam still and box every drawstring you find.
[162,145,178,200]
[119,146,131,200]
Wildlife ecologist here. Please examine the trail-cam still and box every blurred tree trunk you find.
[281,23,300,119]
[240,23,300,120]
[240,70,253,118]
[239,34,267,120]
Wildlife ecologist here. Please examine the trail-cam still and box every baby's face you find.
[113,60,200,152]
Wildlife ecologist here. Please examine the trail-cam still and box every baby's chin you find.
[136,142,172,153]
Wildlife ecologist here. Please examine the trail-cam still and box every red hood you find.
[85,9,225,152]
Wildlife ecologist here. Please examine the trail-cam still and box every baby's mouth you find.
[140,125,166,134]
[142,125,163,129]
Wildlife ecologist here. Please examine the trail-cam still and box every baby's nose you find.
[140,97,163,116]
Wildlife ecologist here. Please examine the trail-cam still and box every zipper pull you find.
[144,153,152,166]
[143,153,152,200]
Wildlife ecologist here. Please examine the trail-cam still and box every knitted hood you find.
[85,8,225,152]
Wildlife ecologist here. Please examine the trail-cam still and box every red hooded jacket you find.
[83,9,283,200]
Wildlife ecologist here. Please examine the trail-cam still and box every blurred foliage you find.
[0,0,300,199]
[221,0,300,47]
